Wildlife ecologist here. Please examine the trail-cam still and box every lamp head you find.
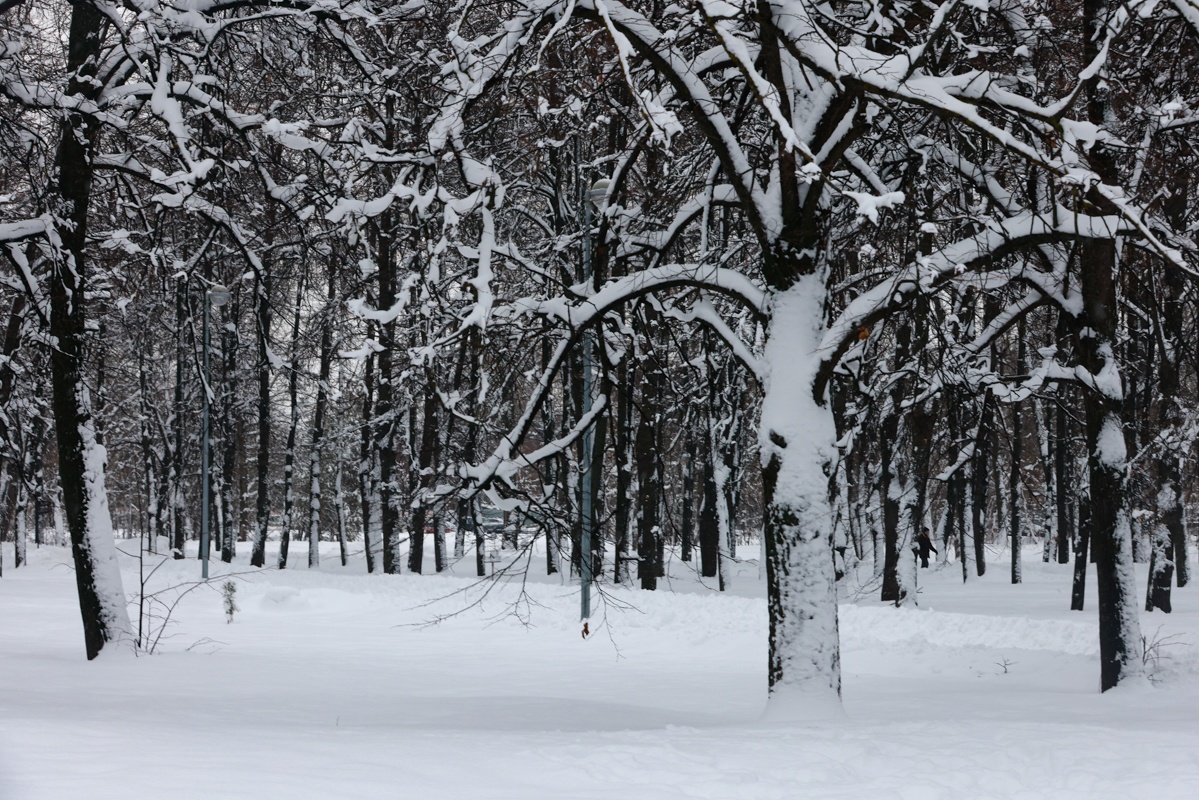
[207,284,231,307]
[588,178,611,207]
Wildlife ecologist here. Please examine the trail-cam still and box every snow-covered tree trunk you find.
[759,278,840,716]
[47,0,132,657]
[14,482,27,569]
[1034,395,1055,564]
[538,332,560,575]
[1077,0,1144,687]
[714,448,733,593]
[1077,233,1144,684]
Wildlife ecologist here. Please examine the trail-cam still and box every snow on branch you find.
[507,263,768,330]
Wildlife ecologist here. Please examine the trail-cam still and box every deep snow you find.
[3,539,1199,799]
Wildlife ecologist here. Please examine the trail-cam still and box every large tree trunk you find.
[47,0,131,657]
[760,279,840,715]
[1075,0,1144,690]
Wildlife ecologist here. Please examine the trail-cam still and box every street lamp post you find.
[201,284,231,580]
[580,178,609,622]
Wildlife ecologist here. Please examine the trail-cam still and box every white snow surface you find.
[4,540,1199,798]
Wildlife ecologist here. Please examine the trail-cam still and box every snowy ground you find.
[3,539,1199,799]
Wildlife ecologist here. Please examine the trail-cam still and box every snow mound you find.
[258,586,311,612]
[842,604,1098,655]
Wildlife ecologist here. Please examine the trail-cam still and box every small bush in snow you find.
[222,581,238,624]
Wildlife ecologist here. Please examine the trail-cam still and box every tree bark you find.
[250,265,273,568]
[47,0,132,657]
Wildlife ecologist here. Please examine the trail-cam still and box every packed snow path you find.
[3,543,1199,799]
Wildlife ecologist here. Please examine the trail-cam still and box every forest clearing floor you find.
[3,539,1199,799]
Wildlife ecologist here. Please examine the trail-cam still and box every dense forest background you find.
[3,0,1199,706]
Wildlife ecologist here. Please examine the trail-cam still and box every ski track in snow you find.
[3,543,1199,799]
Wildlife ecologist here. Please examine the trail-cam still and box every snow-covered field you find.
[4,541,1199,799]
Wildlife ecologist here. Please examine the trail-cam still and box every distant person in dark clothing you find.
[916,527,937,568]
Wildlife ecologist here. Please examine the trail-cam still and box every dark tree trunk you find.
[0,296,27,568]
[971,389,994,578]
[1072,496,1090,611]
[879,411,903,602]
[250,266,273,568]
[1011,319,1026,584]
[408,379,439,573]
[635,316,664,590]
[359,347,377,573]
[219,291,240,563]
[613,367,634,582]
[47,0,130,657]
[880,315,912,603]
[699,440,720,578]
[1076,0,1144,690]
[278,277,306,570]
[307,265,337,570]
[171,282,188,560]
[375,231,401,575]
[680,429,694,563]
[539,330,561,575]
[1055,396,1073,564]
[589,399,608,580]
[138,338,160,557]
